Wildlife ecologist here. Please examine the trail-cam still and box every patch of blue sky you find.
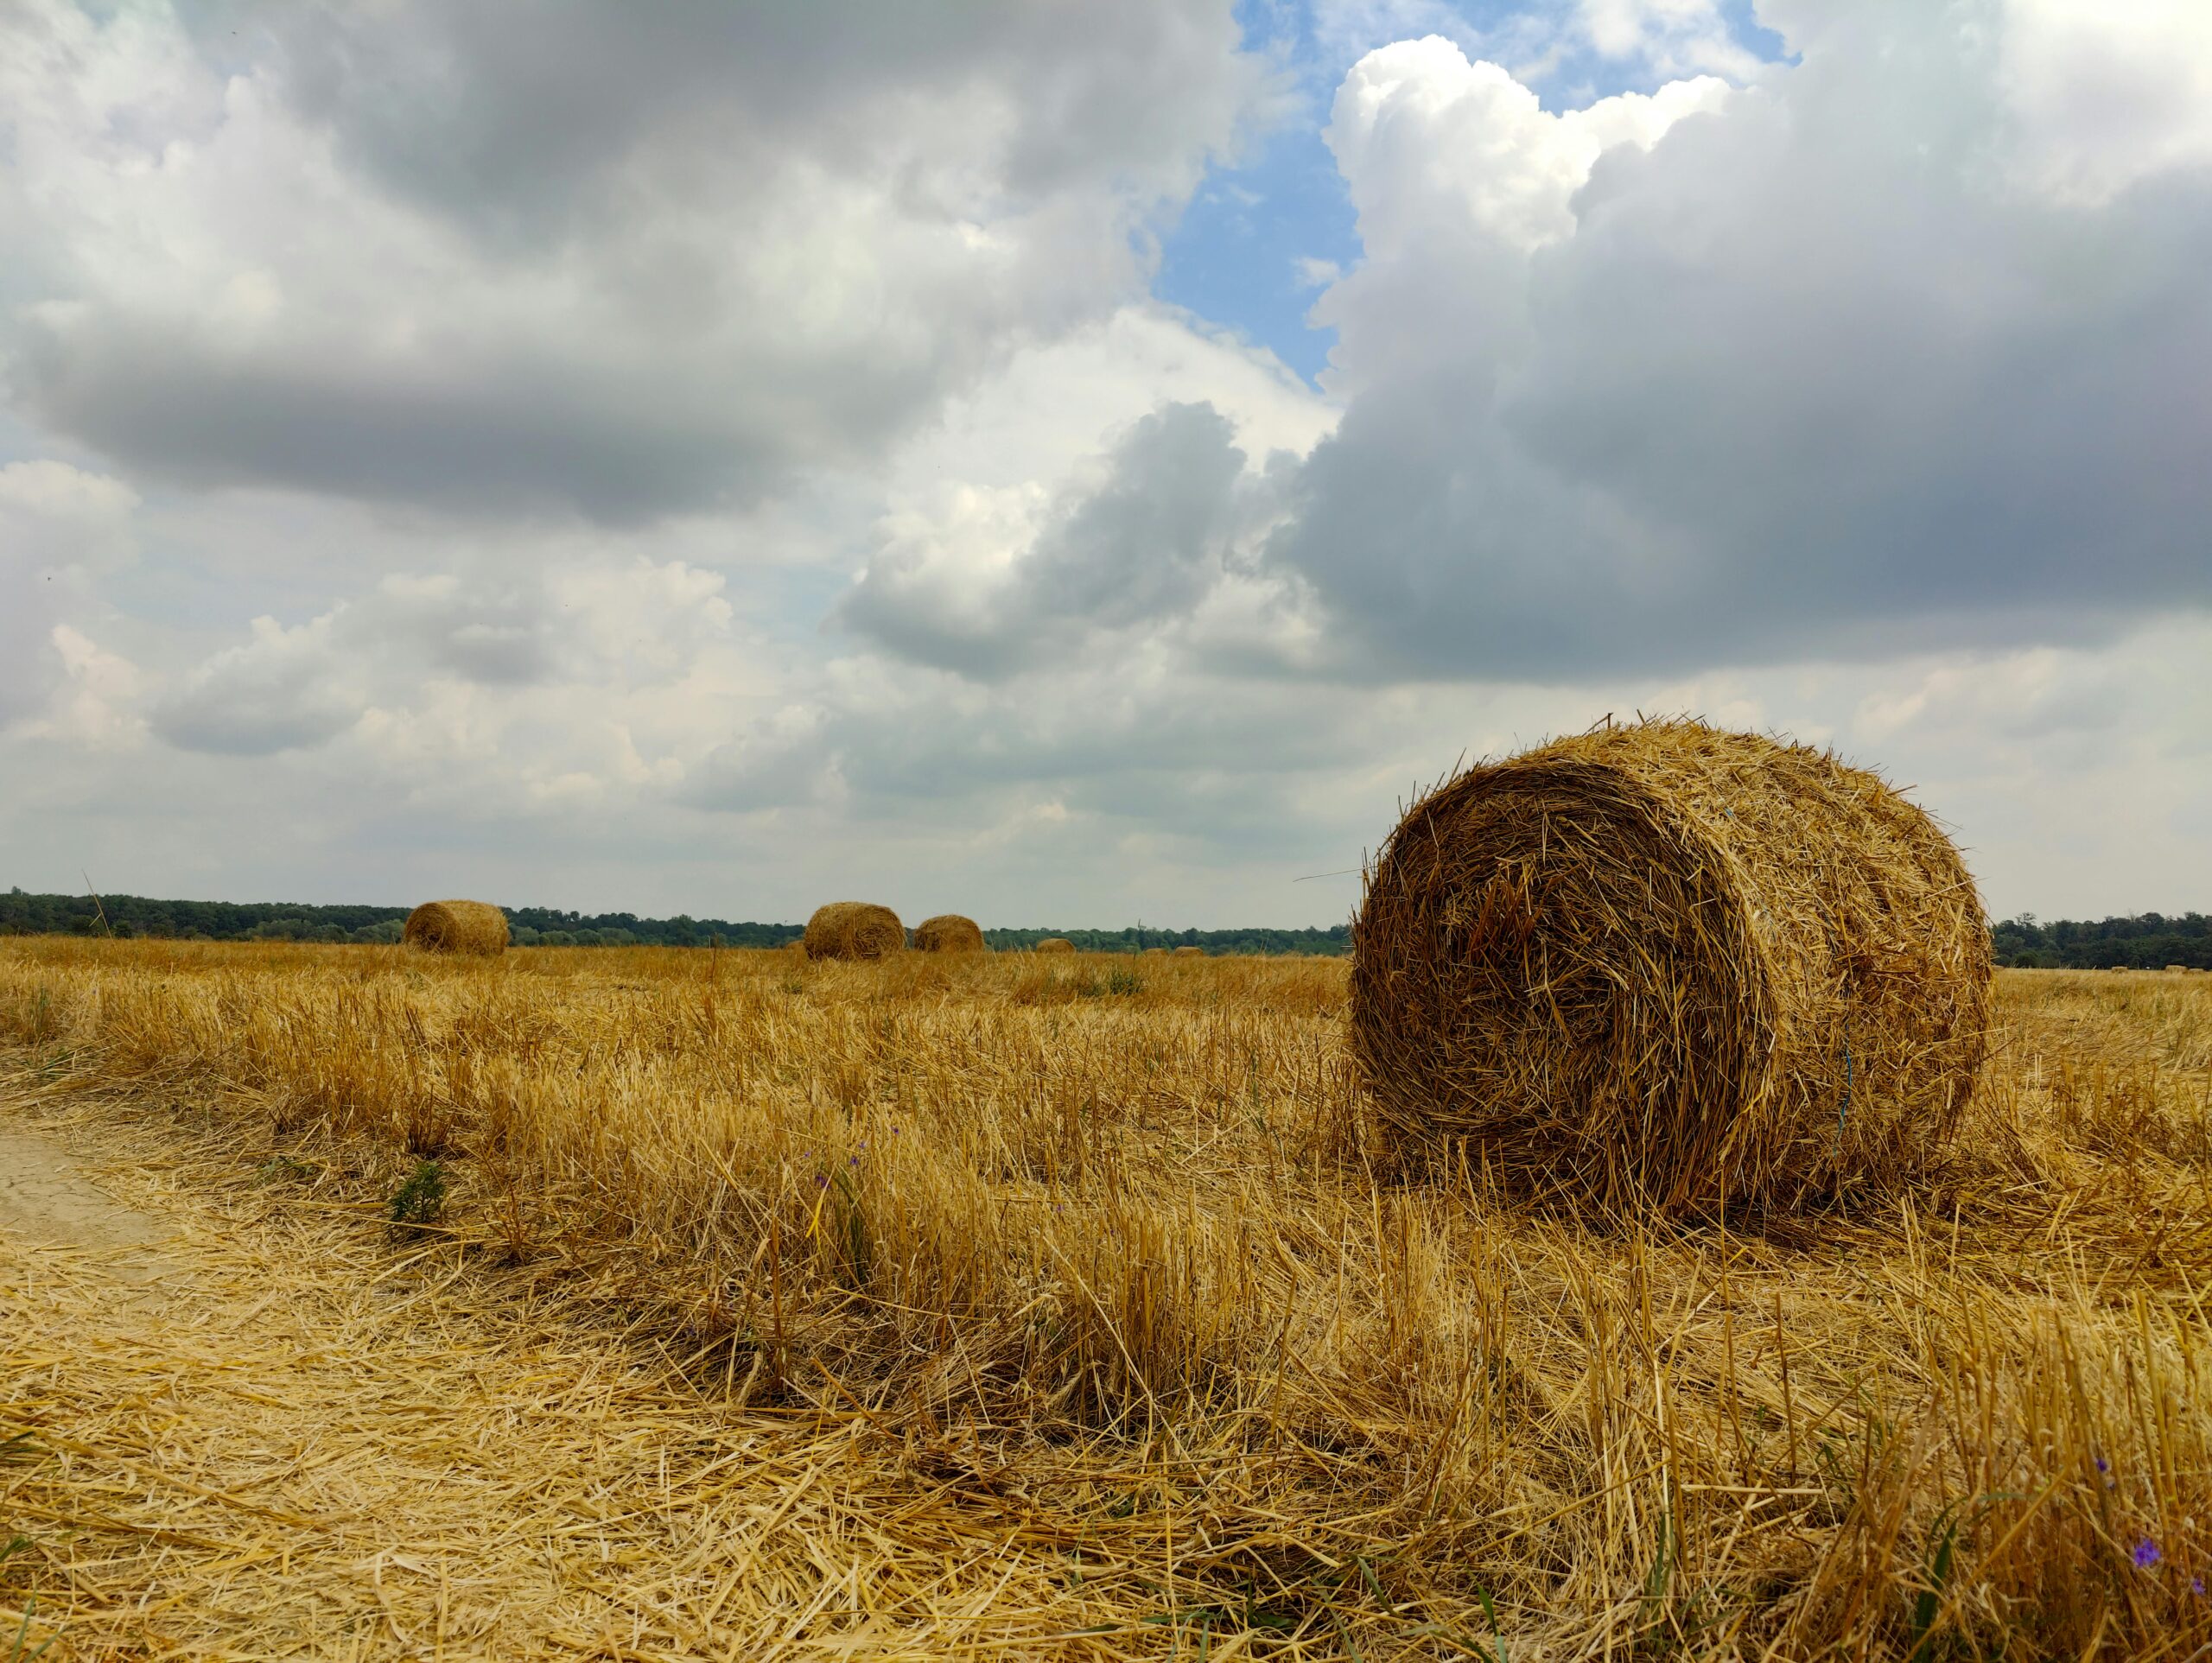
[1151,0,1789,386]
[1152,117,1359,388]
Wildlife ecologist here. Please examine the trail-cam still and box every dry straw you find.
[401,898,508,955]
[803,902,905,961]
[911,913,988,953]
[1351,718,1991,1215]
[9,940,2212,1656]
[1034,936,1075,955]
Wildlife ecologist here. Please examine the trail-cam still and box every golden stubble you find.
[4,938,2211,1658]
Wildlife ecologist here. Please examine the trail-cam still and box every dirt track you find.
[0,1087,1128,1660]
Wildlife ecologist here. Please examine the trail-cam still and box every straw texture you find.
[401,899,508,955]
[1351,720,1991,1214]
[803,901,904,961]
[911,913,987,953]
[8,942,2212,1658]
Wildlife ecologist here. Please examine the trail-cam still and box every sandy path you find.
[0,1126,182,1310]
[0,1088,1135,1660]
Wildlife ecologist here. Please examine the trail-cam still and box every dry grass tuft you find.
[401,898,508,955]
[4,941,2212,1657]
[911,913,988,953]
[802,901,904,962]
[1352,719,1990,1216]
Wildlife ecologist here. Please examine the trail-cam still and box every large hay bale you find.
[2168,964,2190,974]
[804,902,905,962]
[912,914,988,953]
[1173,945,1205,957]
[1035,937,1075,955]
[402,899,508,955]
[1143,947,1169,957]
[1351,720,1991,1215]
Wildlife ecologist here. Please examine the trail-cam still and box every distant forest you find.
[10,887,2199,967]
[0,888,1351,957]
[1993,912,2212,970]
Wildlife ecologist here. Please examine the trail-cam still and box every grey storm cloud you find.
[1261,4,2212,681]
[153,617,361,756]
[149,566,645,756]
[0,557,59,728]
[213,0,1264,239]
[17,325,792,524]
[848,5,2212,689]
[841,402,1261,677]
[677,709,835,814]
[8,1,1268,522]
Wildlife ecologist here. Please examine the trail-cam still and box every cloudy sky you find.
[3,0,2207,928]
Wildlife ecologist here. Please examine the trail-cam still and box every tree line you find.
[1993,911,2211,969]
[10,888,2205,967]
[0,889,1351,956]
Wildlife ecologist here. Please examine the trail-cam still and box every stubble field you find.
[3,939,2211,1659]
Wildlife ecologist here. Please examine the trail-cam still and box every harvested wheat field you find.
[5,943,2212,1659]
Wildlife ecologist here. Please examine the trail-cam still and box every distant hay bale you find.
[804,903,905,962]
[1143,947,1169,956]
[2168,964,2190,974]
[912,914,988,954]
[1351,720,1992,1216]
[1035,937,1075,955]
[1173,945,1205,957]
[402,899,508,956]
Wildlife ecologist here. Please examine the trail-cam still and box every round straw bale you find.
[1173,945,1205,957]
[1351,720,1991,1215]
[2168,964,2190,974]
[912,914,988,953]
[1035,937,1075,955]
[402,899,508,955]
[804,902,905,962]
[1143,947,1169,956]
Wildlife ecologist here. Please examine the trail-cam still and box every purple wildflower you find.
[813,1172,829,1189]
[2194,1577,2205,1597]
[2095,1456,2110,1474]
[2134,1538,2162,1570]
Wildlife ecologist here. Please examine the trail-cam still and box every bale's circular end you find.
[912,914,988,953]
[1350,720,1990,1215]
[1034,937,1075,955]
[402,900,509,955]
[804,902,905,962]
